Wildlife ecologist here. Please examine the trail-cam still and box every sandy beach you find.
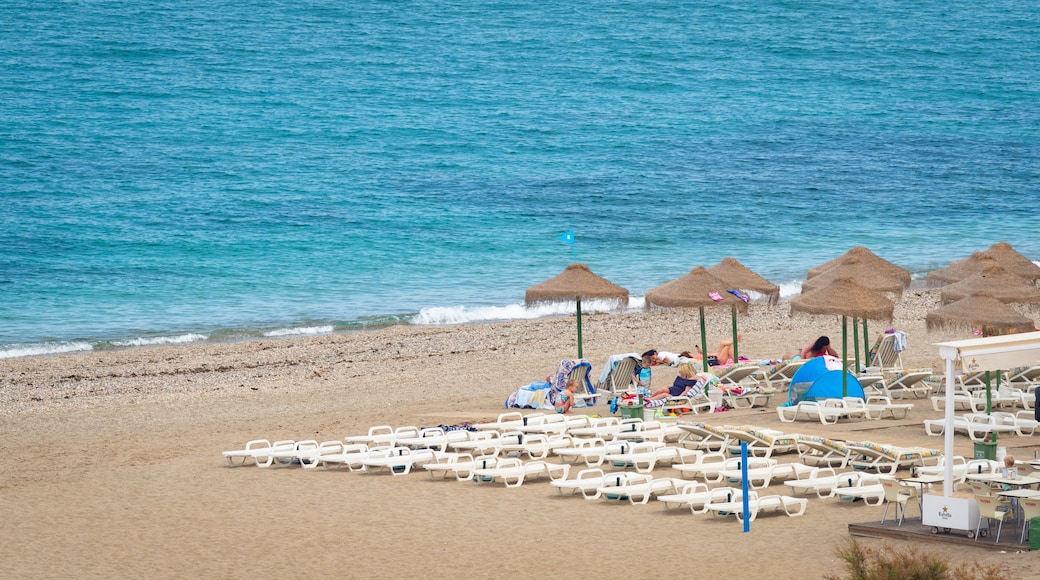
[2,288,1039,579]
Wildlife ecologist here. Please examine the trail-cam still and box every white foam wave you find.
[413,298,632,325]
[0,341,94,359]
[264,325,334,337]
[112,333,209,347]
[777,281,803,300]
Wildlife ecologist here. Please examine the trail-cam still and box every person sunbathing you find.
[679,335,742,367]
[646,363,703,401]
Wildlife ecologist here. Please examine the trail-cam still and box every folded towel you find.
[708,291,723,302]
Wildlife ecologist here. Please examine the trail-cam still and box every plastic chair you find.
[974,494,1009,543]
[880,478,915,525]
[1019,498,1040,545]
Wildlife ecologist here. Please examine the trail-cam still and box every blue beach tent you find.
[786,356,864,404]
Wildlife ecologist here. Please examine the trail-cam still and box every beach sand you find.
[2,288,1039,579]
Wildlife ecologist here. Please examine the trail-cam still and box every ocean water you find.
[2,0,1039,358]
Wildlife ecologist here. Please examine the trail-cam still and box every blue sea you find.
[2,0,1039,358]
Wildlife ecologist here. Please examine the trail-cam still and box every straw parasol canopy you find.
[525,263,628,359]
[645,267,748,312]
[926,294,1035,337]
[707,257,780,305]
[801,256,908,297]
[980,242,1040,282]
[806,246,911,287]
[791,277,894,396]
[926,242,1040,287]
[646,266,748,371]
[938,264,1040,305]
[790,278,895,321]
[525,263,629,304]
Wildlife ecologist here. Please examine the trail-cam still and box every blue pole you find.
[741,441,750,533]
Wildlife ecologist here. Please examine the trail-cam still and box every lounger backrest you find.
[606,357,638,394]
[868,333,902,373]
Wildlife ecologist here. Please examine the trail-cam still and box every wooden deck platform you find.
[849,517,1034,553]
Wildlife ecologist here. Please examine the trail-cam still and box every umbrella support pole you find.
[862,320,869,367]
[852,318,860,373]
[841,315,848,397]
[730,305,739,362]
[576,298,583,360]
[699,307,709,374]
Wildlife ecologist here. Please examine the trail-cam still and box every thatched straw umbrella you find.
[804,252,909,370]
[707,257,779,360]
[927,243,1040,287]
[806,246,911,287]
[526,263,629,359]
[790,278,894,396]
[939,265,1040,306]
[646,266,748,372]
[927,294,1036,417]
[927,295,1035,337]
[979,242,1040,283]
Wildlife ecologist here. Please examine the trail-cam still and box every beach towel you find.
[505,359,592,409]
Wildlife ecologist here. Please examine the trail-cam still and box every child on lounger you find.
[555,379,578,414]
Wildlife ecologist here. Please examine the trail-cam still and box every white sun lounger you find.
[717,461,815,489]
[423,453,500,481]
[672,455,774,484]
[676,422,729,453]
[595,473,684,505]
[549,468,617,499]
[393,427,472,452]
[706,490,808,522]
[259,439,321,468]
[222,439,296,467]
[601,443,701,474]
[830,473,884,505]
[655,482,716,512]
[315,442,372,470]
[923,413,1020,441]
[553,438,643,467]
[358,446,440,476]
[470,458,570,487]
[497,433,574,460]
[344,425,420,447]
[796,436,851,468]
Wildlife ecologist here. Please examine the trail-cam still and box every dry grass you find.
[828,538,1016,580]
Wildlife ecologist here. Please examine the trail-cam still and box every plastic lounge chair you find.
[470,458,570,487]
[549,468,613,498]
[862,395,914,420]
[676,422,729,452]
[990,411,1040,436]
[222,439,296,467]
[831,473,885,505]
[714,365,774,409]
[518,413,591,435]
[472,412,527,432]
[496,433,574,460]
[722,427,799,458]
[358,446,440,475]
[930,390,986,413]
[316,442,372,471]
[867,333,903,374]
[597,355,639,396]
[796,436,851,468]
[705,489,808,522]
[393,427,473,452]
[777,398,868,425]
[259,439,322,468]
[673,455,774,484]
[614,420,681,444]
[594,473,683,505]
[567,363,599,406]
[718,460,815,489]
[651,391,714,415]
[552,438,631,467]
[447,431,513,455]
[564,416,622,438]
[883,370,934,399]
[760,359,807,391]
[1006,366,1040,392]
[923,413,1019,441]
[601,443,700,474]
[1018,498,1040,544]
[344,425,420,446]
[783,467,848,496]
[847,441,939,475]
[655,481,714,512]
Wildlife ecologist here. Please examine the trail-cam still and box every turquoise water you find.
[2,0,1039,357]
